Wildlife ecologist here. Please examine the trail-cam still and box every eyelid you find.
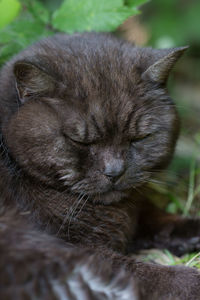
[63,132,90,146]
[131,133,153,142]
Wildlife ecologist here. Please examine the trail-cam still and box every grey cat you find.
[0,32,200,299]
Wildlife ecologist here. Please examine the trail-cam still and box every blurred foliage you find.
[0,0,148,66]
[142,0,200,49]
[134,249,200,269]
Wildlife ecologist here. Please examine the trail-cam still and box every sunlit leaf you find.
[0,0,21,29]
[52,0,146,33]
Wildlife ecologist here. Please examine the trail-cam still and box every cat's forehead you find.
[60,57,143,124]
[87,94,135,127]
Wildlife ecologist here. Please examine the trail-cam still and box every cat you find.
[1,32,200,300]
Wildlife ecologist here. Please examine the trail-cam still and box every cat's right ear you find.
[14,61,55,104]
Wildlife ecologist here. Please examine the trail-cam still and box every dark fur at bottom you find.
[1,191,200,300]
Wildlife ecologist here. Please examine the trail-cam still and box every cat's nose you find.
[103,159,125,182]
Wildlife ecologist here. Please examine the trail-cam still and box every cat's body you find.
[1,33,200,299]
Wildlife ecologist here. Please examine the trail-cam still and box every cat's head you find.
[3,34,187,204]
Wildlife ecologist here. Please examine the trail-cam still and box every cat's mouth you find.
[92,189,128,205]
[70,174,145,205]
[70,180,128,204]
[70,177,130,204]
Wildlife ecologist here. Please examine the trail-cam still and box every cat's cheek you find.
[130,137,172,171]
[5,125,77,186]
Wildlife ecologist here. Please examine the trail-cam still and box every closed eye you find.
[63,132,90,147]
[131,133,153,143]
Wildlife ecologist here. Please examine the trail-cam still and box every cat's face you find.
[5,80,178,205]
[3,34,184,204]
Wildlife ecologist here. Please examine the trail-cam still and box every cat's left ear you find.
[14,61,55,104]
[142,46,188,84]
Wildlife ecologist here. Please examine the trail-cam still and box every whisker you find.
[73,195,89,222]
[56,193,84,236]
[67,193,86,240]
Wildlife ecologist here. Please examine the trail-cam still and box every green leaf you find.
[194,132,200,146]
[52,0,141,33]
[164,250,176,265]
[19,0,50,24]
[166,202,178,214]
[125,0,148,8]
[166,193,184,213]
[40,0,62,12]
[0,17,52,65]
[28,0,50,24]
[0,0,21,29]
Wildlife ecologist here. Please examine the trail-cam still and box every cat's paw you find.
[168,236,200,256]
[168,218,200,255]
[149,218,200,256]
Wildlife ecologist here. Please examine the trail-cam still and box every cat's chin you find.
[92,190,127,205]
